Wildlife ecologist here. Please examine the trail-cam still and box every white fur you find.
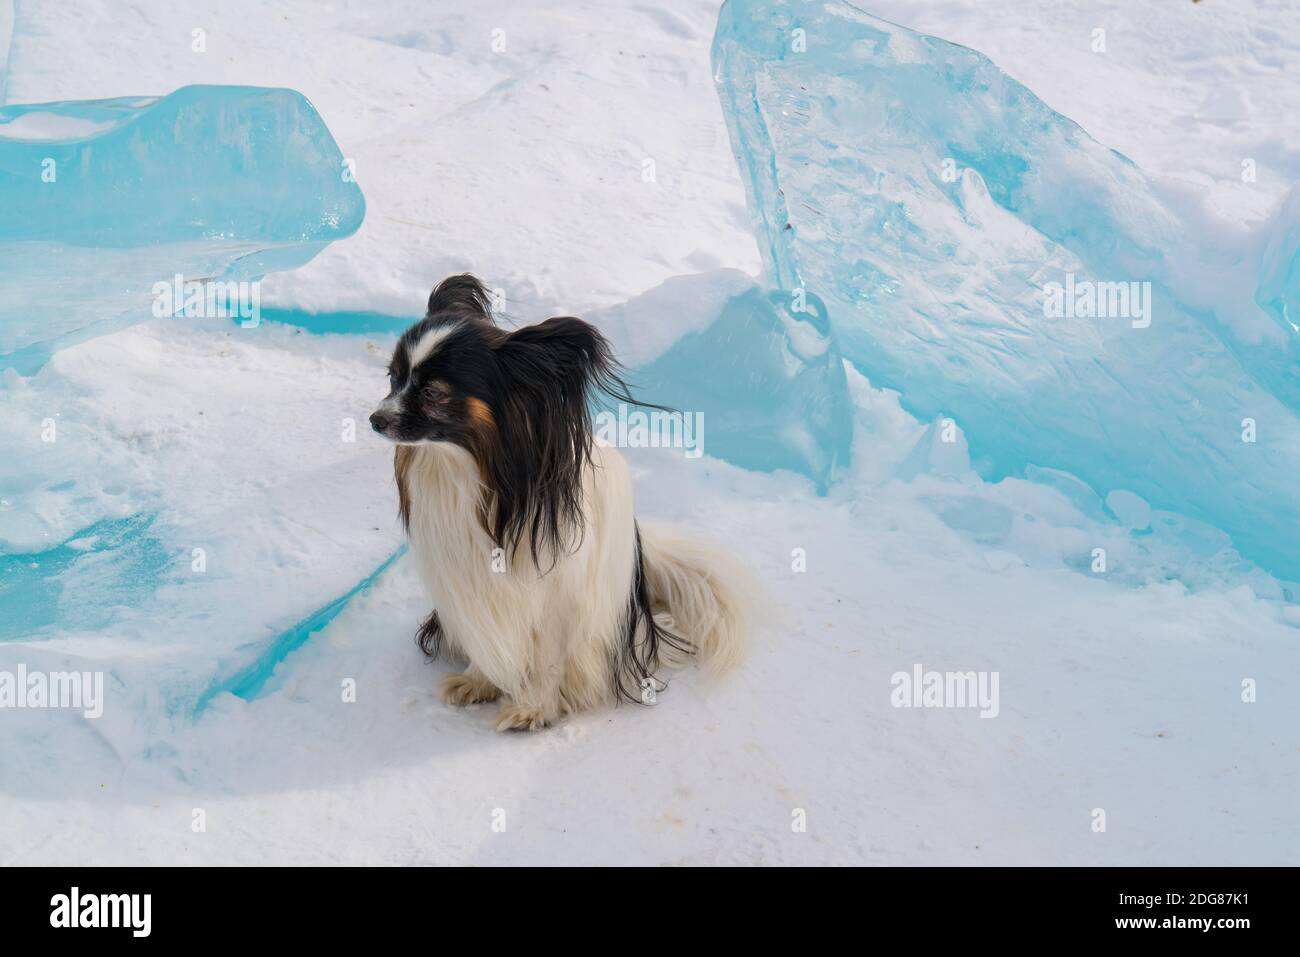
[402,441,751,730]
[406,324,456,369]
[639,525,754,678]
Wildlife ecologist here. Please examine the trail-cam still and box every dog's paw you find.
[440,670,501,706]
[493,702,553,732]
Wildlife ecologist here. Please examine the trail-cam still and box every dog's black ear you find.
[486,317,638,566]
[427,274,493,321]
[496,316,635,406]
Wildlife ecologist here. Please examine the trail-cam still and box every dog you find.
[370,275,752,731]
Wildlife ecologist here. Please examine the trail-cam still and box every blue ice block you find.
[0,84,365,370]
[631,283,852,486]
[713,0,1300,581]
[586,270,853,488]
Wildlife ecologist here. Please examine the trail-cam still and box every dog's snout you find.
[369,411,391,433]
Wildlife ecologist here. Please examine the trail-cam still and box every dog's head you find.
[369,276,500,447]
[372,274,642,562]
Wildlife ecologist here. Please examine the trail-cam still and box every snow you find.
[0,111,116,140]
[1,0,1298,865]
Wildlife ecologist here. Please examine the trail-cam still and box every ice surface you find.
[0,84,364,371]
[713,0,1300,581]
[0,321,402,723]
[0,83,371,705]
[0,513,171,640]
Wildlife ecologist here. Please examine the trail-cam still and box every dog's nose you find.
[369,411,391,433]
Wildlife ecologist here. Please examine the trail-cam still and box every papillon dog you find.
[370,275,752,731]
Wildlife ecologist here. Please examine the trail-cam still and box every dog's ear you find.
[486,317,636,566]
[427,274,494,321]
[494,316,636,409]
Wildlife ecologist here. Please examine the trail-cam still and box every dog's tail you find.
[638,524,755,677]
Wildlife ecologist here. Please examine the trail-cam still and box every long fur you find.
[372,274,751,730]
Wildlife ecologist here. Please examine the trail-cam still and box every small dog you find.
[370,275,751,731]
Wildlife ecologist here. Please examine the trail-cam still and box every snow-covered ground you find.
[2,0,1298,865]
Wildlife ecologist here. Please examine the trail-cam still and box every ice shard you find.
[713,0,1300,581]
[590,271,853,487]
[0,84,365,371]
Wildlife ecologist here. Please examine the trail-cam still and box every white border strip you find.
[0,0,15,105]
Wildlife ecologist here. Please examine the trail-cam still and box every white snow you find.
[1,0,1298,865]
[0,111,118,140]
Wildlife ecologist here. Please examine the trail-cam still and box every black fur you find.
[613,524,692,704]
[415,609,445,658]
[426,273,494,320]
[489,314,648,567]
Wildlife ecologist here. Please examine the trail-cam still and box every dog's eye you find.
[387,370,397,388]
[419,381,459,412]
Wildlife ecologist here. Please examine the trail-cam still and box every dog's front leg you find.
[493,626,567,732]
[440,666,501,706]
